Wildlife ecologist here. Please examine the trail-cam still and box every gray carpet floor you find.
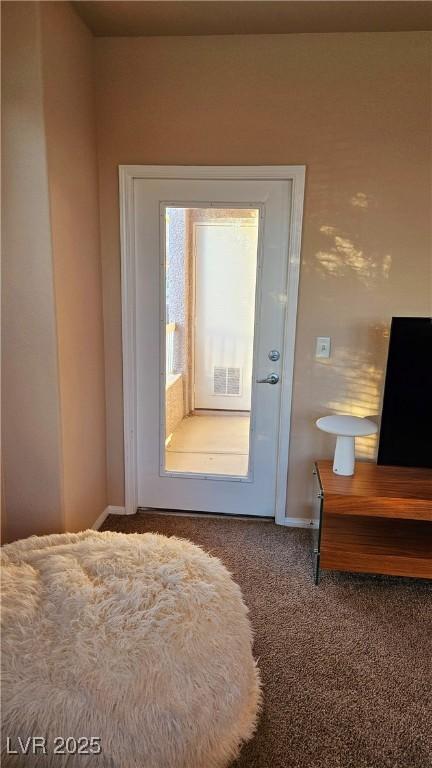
[101,512,432,768]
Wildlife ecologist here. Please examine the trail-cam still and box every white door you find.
[194,220,258,411]
[122,167,304,518]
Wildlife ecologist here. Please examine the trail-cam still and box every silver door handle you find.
[256,373,279,385]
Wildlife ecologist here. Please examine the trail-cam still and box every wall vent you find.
[213,366,241,396]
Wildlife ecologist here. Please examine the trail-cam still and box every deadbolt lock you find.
[268,350,280,362]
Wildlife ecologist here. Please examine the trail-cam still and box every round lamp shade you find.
[316,415,378,438]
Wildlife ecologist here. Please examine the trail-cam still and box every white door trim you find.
[119,165,305,524]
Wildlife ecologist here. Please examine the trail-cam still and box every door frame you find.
[119,165,306,524]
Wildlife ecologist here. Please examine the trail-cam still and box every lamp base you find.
[333,435,355,476]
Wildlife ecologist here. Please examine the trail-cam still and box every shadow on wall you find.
[287,180,417,517]
[312,324,389,460]
[306,190,396,462]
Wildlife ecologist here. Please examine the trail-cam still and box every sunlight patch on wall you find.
[319,225,337,236]
[316,226,392,288]
[350,192,370,209]
[320,346,385,460]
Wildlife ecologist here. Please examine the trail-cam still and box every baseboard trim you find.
[106,505,127,516]
[280,517,318,529]
[92,505,127,530]
[91,508,110,530]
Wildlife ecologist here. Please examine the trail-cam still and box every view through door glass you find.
[163,207,260,477]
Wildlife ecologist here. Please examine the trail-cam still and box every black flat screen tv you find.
[377,317,432,468]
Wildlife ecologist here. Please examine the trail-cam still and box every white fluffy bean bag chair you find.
[1,530,260,768]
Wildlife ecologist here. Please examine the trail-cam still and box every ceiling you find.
[73,1,432,37]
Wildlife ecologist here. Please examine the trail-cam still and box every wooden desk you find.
[312,461,432,584]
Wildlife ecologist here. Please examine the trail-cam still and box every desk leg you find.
[312,465,324,585]
[314,551,320,585]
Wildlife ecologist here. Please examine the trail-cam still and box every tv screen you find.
[378,317,432,468]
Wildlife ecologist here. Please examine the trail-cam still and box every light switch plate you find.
[315,336,331,358]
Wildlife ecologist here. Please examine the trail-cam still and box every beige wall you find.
[1,1,107,540]
[2,19,431,530]
[1,1,64,542]
[40,1,107,532]
[96,32,431,517]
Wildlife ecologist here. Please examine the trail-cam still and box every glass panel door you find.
[132,173,294,517]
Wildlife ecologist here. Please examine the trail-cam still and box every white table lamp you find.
[316,415,378,476]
